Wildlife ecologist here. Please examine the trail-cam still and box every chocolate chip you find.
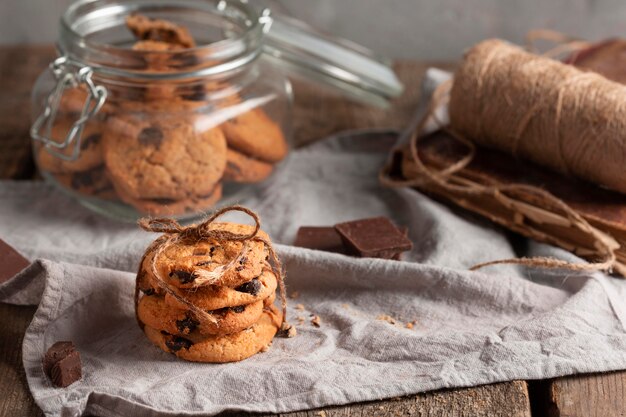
[193,246,215,257]
[169,270,195,284]
[165,336,193,352]
[195,261,211,267]
[138,126,164,148]
[70,171,95,189]
[235,278,261,295]
[176,316,199,334]
[180,83,205,101]
[80,133,101,150]
[239,256,247,265]
[231,305,245,313]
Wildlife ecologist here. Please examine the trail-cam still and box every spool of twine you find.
[449,39,626,194]
[380,38,622,275]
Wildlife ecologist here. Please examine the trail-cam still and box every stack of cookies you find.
[135,220,284,363]
[36,13,288,217]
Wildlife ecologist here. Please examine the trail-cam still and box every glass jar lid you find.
[57,0,403,106]
[262,13,404,108]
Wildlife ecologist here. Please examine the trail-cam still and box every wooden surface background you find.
[0,45,625,416]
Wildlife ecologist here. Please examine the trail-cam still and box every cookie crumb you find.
[260,342,273,352]
[295,303,305,311]
[289,291,300,299]
[316,411,327,417]
[377,314,398,325]
[406,320,417,329]
[278,323,297,338]
[341,303,350,309]
[297,316,306,325]
[311,315,321,327]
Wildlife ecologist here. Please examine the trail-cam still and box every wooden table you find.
[1,45,625,417]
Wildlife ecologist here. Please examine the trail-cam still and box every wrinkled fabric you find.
[1,70,626,416]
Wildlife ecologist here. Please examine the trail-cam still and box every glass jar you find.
[31,0,403,221]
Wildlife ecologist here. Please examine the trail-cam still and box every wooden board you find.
[548,372,626,417]
[0,45,55,179]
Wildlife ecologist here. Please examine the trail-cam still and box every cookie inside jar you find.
[32,1,292,221]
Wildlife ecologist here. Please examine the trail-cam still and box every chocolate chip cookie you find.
[103,114,227,202]
[149,222,271,289]
[52,166,116,199]
[138,295,269,336]
[36,117,104,174]
[142,305,282,363]
[126,13,196,48]
[224,148,274,183]
[221,108,288,163]
[163,269,278,311]
[120,182,222,216]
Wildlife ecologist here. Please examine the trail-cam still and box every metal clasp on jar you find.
[30,56,107,161]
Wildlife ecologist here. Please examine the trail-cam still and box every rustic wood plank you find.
[291,60,456,147]
[0,303,44,417]
[0,45,56,180]
[548,372,626,417]
[216,381,531,417]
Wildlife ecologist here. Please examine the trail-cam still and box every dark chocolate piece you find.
[0,238,29,284]
[50,350,82,388]
[235,278,261,295]
[335,217,413,259]
[293,227,347,254]
[231,305,246,313]
[169,270,195,284]
[138,126,164,148]
[176,316,199,334]
[43,341,82,387]
[165,336,193,352]
[392,226,409,261]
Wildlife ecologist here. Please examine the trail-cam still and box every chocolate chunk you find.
[294,227,347,254]
[176,316,198,334]
[391,226,409,261]
[235,278,261,295]
[179,83,205,101]
[80,133,101,150]
[70,170,96,188]
[43,341,82,388]
[169,270,195,284]
[165,336,193,352]
[335,217,412,259]
[50,350,82,388]
[138,126,164,147]
[43,341,75,376]
[0,238,29,284]
[231,305,246,313]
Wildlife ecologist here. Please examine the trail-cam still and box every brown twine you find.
[524,29,591,58]
[134,205,290,332]
[380,40,621,275]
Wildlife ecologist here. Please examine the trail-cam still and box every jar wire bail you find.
[30,56,108,161]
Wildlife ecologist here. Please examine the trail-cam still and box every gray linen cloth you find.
[1,70,626,416]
